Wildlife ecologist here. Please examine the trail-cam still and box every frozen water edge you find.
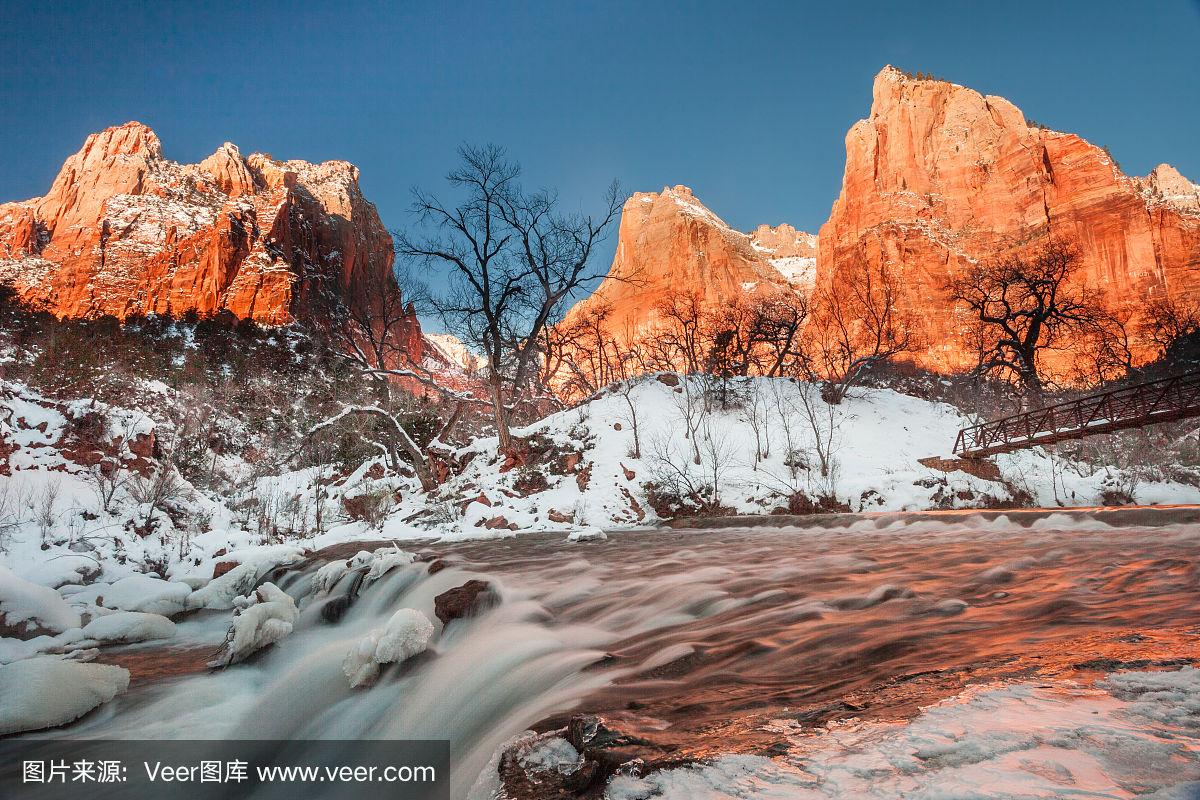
[606,667,1200,799]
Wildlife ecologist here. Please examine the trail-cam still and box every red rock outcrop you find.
[0,122,418,348]
[816,66,1200,372]
[564,185,816,336]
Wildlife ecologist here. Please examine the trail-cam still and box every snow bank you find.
[71,574,192,616]
[210,583,299,667]
[343,608,434,688]
[433,376,1200,536]
[79,611,176,644]
[0,657,130,734]
[0,564,81,635]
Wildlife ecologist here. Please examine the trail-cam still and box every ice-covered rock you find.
[70,574,192,616]
[494,729,592,798]
[188,548,303,610]
[0,656,129,734]
[520,735,584,775]
[187,563,261,610]
[343,608,434,688]
[79,611,176,644]
[361,546,416,586]
[567,527,608,543]
[0,564,81,636]
[209,583,299,667]
[313,559,351,594]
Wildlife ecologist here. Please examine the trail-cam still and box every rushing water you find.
[31,513,1200,797]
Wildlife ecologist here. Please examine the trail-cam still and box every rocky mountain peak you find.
[1137,163,1200,214]
[0,123,412,337]
[818,67,1200,374]
[199,142,258,197]
[562,185,815,341]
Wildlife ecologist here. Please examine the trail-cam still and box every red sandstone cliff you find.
[0,121,421,357]
[564,185,816,336]
[816,66,1200,372]
[563,68,1200,381]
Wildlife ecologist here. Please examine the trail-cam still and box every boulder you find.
[433,580,496,624]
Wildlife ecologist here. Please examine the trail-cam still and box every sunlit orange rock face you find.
[564,185,817,336]
[0,122,416,347]
[817,66,1200,372]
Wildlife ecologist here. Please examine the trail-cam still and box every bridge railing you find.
[953,370,1200,458]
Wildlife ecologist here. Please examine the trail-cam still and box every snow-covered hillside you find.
[415,375,1198,537]
[2,373,1197,593]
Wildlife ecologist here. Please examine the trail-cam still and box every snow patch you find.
[767,255,817,287]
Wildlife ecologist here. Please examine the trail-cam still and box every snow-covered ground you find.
[1,374,1197,590]
[420,376,1198,537]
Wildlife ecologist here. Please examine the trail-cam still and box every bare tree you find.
[316,262,485,491]
[34,481,61,546]
[794,381,842,491]
[742,379,770,468]
[1072,303,1136,386]
[614,371,649,460]
[129,467,186,536]
[1140,296,1200,360]
[87,460,130,514]
[397,144,623,455]
[810,258,915,403]
[768,381,803,482]
[647,415,735,517]
[947,238,1100,395]
[672,375,707,465]
[328,262,429,400]
[755,292,812,378]
[301,404,437,491]
[544,300,620,400]
[650,290,707,374]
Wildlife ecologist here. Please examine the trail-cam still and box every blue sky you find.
[2,0,1198,323]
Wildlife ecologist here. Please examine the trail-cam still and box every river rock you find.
[433,580,496,624]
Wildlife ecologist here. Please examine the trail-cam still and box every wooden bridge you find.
[953,370,1200,458]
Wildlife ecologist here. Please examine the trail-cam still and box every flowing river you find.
[23,511,1200,798]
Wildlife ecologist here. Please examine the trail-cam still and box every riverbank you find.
[669,503,1200,530]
